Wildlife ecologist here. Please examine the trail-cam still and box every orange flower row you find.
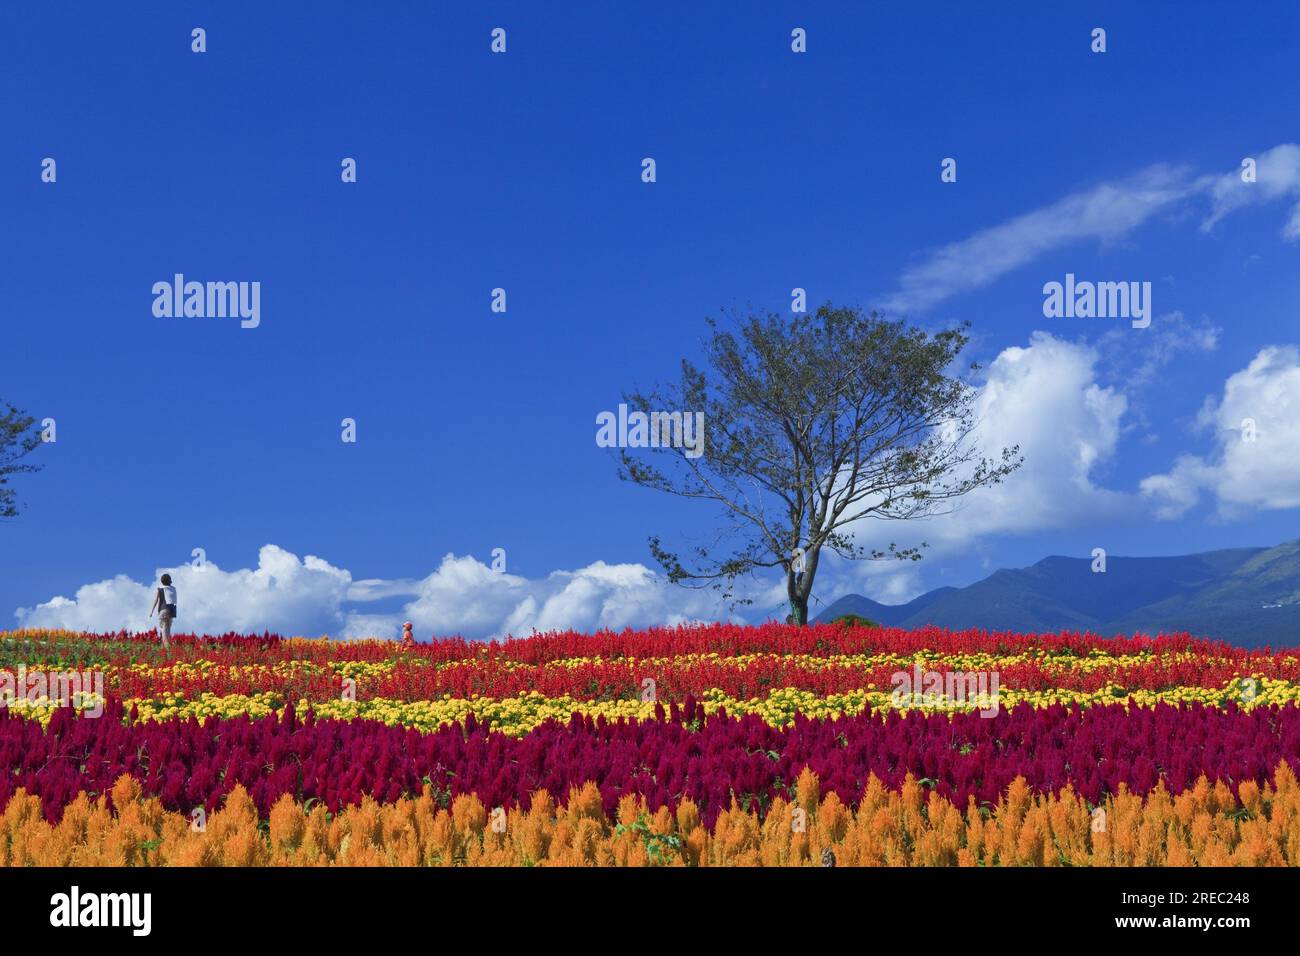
[4,763,1297,866]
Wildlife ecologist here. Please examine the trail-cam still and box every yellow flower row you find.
[97,648,1300,680]
[122,660,327,678]
[0,694,109,727]
[127,691,283,723]
[117,675,1300,735]
[523,648,1273,674]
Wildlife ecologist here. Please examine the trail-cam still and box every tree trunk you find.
[780,564,811,624]
[787,553,816,626]
[792,595,809,625]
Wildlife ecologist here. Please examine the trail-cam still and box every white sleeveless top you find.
[161,585,177,605]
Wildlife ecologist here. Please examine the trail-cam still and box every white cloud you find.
[852,564,926,605]
[13,545,740,640]
[868,332,1132,548]
[884,164,1197,313]
[1141,346,1300,518]
[807,332,1136,606]
[1201,144,1300,240]
[886,144,1300,314]
[380,555,740,639]
[15,545,354,636]
[1097,310,1221,393]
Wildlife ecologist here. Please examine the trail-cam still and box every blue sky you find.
[4,1,1300,637]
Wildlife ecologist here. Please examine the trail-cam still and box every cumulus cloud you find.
[1141,346,1300,518]
[853,332,1132,551]
[14,545,740,640]
[804,332,1136,607]
[886,144,1300,314]
[968,333,1130,529]
[15,545,354,636]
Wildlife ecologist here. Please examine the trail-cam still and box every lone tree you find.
[1,400,43,519]
[618,304,1023,625]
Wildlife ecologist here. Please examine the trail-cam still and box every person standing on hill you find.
[149,573,177,648]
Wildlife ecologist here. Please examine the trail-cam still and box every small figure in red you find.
[401,621,416,647]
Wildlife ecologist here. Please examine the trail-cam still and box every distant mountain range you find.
[814,540,1300,648]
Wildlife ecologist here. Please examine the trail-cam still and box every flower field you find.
[2,623,1299,866]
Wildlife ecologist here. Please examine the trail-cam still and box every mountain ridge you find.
[814,541,1300,648]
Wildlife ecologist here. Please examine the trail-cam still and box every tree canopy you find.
[617,304,1023,624]
[1,401,43,520]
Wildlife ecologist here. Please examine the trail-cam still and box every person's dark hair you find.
[160,573,172,586]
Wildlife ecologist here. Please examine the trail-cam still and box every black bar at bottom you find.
[0,866,1281,943]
